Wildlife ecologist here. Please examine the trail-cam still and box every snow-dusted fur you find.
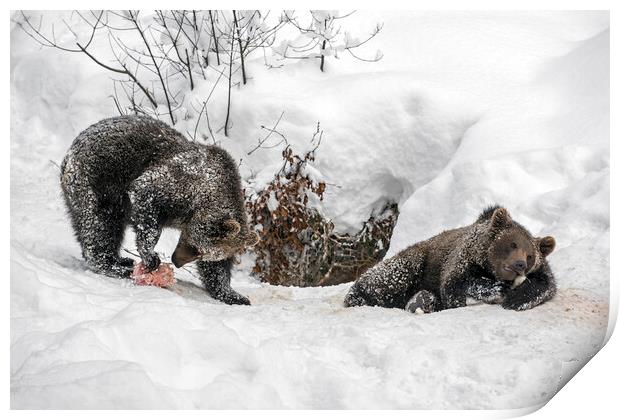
[60,115,255,305]
[344,205,557,312]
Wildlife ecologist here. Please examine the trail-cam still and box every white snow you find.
[10,11,609,409]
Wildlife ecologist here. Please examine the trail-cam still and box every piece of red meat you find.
[131,262,176,287]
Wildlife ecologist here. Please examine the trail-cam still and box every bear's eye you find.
[510,242,518,249]
[527,255,533,261]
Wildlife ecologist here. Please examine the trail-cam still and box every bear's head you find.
[171,214,259,267]
[486,207,555,282]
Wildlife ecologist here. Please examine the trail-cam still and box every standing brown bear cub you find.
[60,115,258,305]
[344,205,556,312]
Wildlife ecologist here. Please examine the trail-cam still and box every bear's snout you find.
[512,260,527,274]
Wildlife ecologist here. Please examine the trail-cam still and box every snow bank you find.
[10,11,609,409]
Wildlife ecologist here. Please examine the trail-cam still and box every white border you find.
[4,1,616,418]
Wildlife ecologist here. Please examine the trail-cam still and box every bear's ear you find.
[490,207,512,230]
[222,219,241,238]
[537,236,556,257]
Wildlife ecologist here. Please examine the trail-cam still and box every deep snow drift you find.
[11,11,609,409]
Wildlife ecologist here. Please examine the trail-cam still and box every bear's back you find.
[62,115,189,189]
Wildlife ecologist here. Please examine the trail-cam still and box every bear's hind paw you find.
[405,290,439,314]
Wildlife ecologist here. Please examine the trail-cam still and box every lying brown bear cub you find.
[344,205,556,312]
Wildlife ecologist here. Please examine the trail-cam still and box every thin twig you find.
[247,111,286,155]
[208,10,220,65]
[232,10,247,84]
[224,27,234,137]
[128,10,175,124]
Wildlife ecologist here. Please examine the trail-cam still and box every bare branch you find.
[127,10,175,124]
[247,111,286,155]
[224,27,234,137]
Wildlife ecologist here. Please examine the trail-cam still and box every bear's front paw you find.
[216,290,251,306]
[226,293,251,306]
[501,296,531,311]
[502,301,525,311]
[143,253,161,272]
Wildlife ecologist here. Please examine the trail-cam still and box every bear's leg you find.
[440,278,467,309]
[344,248,425,309]
[439,262,482,310]
[405,290,439,314]
[84,205,132,277]
[197,258,251,305]
[64,187,132,278]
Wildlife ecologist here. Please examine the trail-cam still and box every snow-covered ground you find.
[10,11,610,409]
